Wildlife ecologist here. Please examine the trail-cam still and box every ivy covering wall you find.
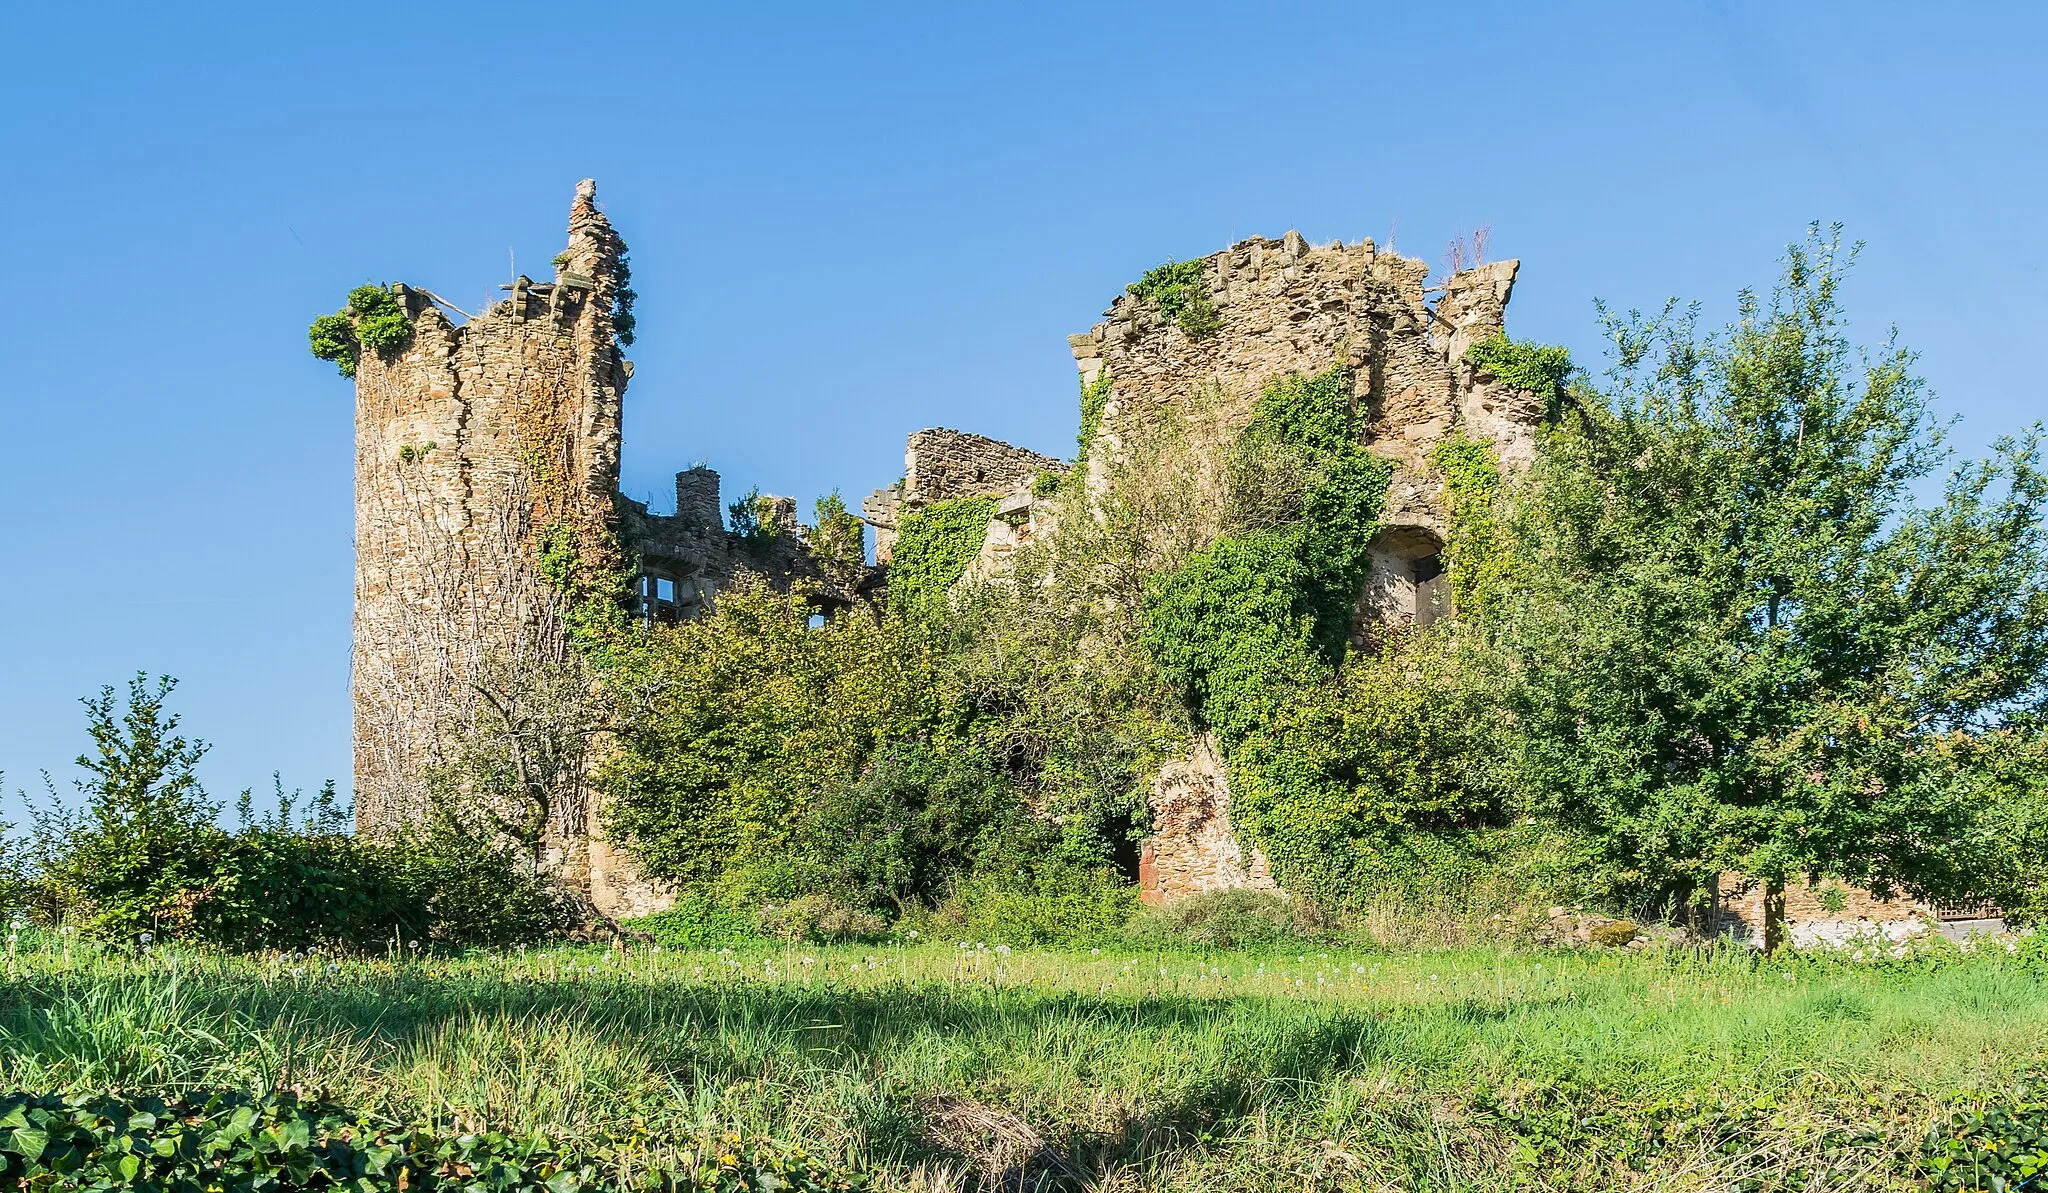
[887,497,998,618]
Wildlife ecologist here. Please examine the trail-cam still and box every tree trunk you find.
[1763,881,1786,953]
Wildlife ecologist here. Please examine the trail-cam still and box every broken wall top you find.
[1067,232,1542,540]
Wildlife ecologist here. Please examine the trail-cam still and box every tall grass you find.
[0,933,2041,1190]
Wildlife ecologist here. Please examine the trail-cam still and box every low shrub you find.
[384,808,576,948]
[756,894,888,944]
[1121,888,1329,950]
[196,825,416,952]
[626,895,760,949]
[0,1088,868,1191]
[24,675,572,952]
[932,864,1137,947]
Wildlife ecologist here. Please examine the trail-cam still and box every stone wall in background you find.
[863,428,1065,562]
[1710,873,2006,950]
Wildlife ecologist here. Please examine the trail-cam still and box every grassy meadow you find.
[1,931,2043,1191]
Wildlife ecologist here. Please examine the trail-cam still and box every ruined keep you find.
[351,178,632,844]
[1065,233,1542,903]
[347,187,2008,941]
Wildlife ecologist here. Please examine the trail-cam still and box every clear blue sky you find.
[2,3,2043,821]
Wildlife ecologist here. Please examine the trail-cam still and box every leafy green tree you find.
[1498,227,2048,934]
[1910,723,2048,927]
[30,674,222,938]
[597,584,948,893]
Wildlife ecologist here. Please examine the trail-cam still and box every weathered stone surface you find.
[1709,873,2006,950]
[352,180,629,842]
[1137,735,1278,904]
[352,182,873,921]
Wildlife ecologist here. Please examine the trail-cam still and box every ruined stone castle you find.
[348,182,1997,944]
[352,182,1080,913]
[348,182,1752,928]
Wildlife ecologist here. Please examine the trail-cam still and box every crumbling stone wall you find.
[1710,874,2005,949]
[864,428,1065,561]
[622,468,862,623]
[1138,735,1278,904]
[1071,232,1548,904]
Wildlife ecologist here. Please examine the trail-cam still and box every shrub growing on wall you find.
[1128,260,1220,338]
[1464,333,1572,406]
[307,284,412,378]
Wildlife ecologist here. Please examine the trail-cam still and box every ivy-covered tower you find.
[349,179,631,844]
[1065,233,1548,904]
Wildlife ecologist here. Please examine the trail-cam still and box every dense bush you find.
[926,862,1137,947]
[625,894,760,949]
[23,675,569,950]
[1120,888,1327,950]
[794,740,1028,914]
[598,586,947,894]
[0,1089,867,1191]
[383,807,575,948]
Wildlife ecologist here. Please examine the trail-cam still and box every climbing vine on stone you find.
[1074,369,1113,474]
[1134,362,1512,904]
[307,285,412,379]
[611,249,638,347]
[1430,431,1516,619]
[888,497,997,619]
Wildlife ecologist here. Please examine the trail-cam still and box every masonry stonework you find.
[352,179,629,842]
[1137,735,1278,904]
[863,428,1065,562]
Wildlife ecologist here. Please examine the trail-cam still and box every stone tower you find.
[351,179,630,838]
[1066,233,1545,903]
